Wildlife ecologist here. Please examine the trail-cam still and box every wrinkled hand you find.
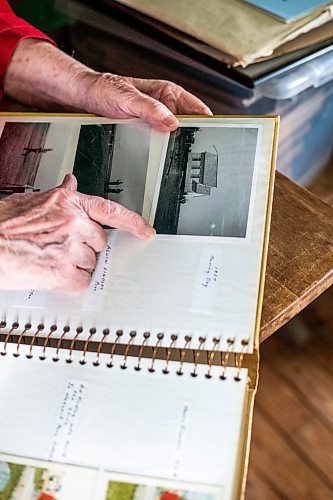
[4,39,212,130]
[0,174,155,291]
[83,74,213,131]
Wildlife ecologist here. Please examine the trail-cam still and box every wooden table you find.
[261,172,333,341]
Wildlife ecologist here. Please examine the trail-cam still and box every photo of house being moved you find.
[154,125,259,237]
[184,151,218,197]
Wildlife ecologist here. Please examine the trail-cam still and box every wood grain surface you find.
[247,305,333,499]
[261,172,333,341]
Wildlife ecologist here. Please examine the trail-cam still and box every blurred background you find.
[8,1,333,497]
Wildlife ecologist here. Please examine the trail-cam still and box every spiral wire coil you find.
[0,322,248,380]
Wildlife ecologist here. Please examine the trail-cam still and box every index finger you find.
[75,193,156,240]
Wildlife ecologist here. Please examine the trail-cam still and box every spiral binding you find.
[0,322,248,380]
[135,332,150,371]
[80,328,97,365]
[177,335,192,376]
[120,330,136,369]
[220,338,235,380]
[1,322,19,356]
[191,336,206,377]
[66,327,83,363]
[53,326,70,362]
[206,337,220,379]
[234,339,249,382]
[149,332,164,373]
[162,334,178,374]
[107,329,123,368]
[93,329,110,367]
[13,323,31,357]
[40,325,58,360]
[27,324,44,359]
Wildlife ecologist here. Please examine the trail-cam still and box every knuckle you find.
[164,81,177,92]
[108,200,124,218]
[60,213,80,232]
[162,80,184,95]
[132,212,145,227]
[151,99,166,112]
[108,201,144,227]
[98,73,134,93]
[47,187,73,205]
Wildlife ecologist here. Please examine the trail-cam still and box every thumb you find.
[61,173,78,191]
[124,91,179,131]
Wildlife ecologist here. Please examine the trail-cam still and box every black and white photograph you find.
[152,125,259,238]
[0,121,72,199]
[73,122,151,215]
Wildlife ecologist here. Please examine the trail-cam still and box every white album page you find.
[0,115,277,353]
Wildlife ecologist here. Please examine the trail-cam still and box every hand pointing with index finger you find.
[61,173,156,241]
[0,174,155,291]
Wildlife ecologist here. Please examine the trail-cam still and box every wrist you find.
[4,39,98,111]
[69,69,102,113]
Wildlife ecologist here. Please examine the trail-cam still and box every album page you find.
[0,343,248,500]
[0,114,278,353]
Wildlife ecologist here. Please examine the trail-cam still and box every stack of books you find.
[111,0,333,81]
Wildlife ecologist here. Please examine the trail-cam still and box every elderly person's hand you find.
[4,39,212,130]
[1,38,211,291]
[0,174,155,290]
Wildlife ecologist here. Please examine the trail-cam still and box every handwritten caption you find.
[191,247,223,313]
[91,244,112,293]
[14,288,46,308]
[172,403,191,478]
[201,254,219,288]
[82,237,114,311]
[48,379,86,461]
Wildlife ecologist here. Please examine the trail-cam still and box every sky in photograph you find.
[177,126,259,237]
[34,123,75,189]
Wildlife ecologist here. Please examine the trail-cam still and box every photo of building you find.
[153,125,259,237]
[184,152,218,196]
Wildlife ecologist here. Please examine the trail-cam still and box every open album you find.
[0,114,278,500]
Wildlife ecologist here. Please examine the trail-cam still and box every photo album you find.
[0,113,278,500]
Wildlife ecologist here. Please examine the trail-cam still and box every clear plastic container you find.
[209,48,333,183]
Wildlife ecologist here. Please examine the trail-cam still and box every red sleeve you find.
[0,0,55,91]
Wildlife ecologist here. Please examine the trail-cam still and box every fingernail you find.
[144,225,156,239]
[203,105,213,116]
[162,115,178,128]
